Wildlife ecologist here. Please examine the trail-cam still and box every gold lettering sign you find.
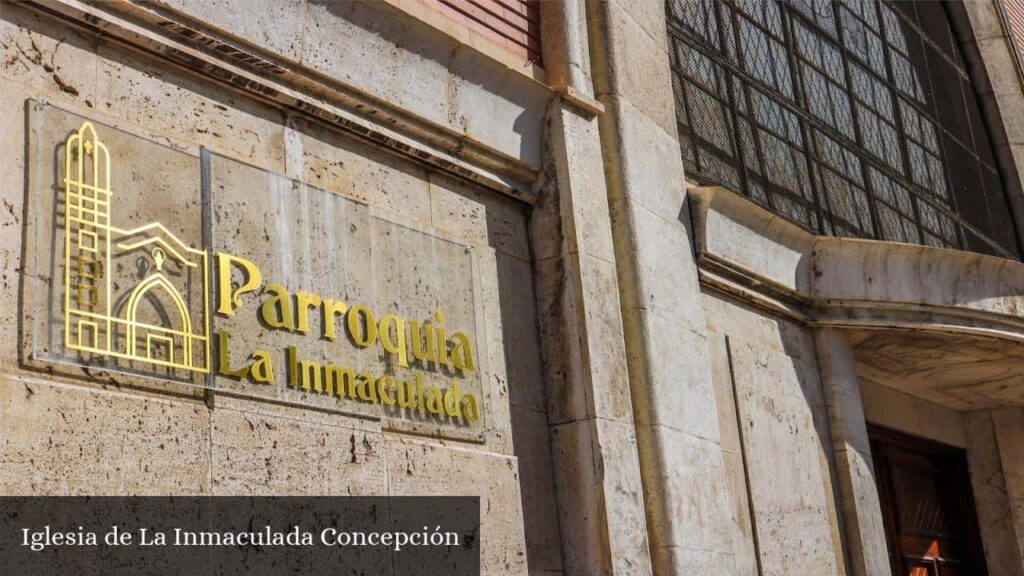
[42,117,482,427]
[62,122,211,372]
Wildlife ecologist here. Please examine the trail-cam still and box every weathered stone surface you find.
[601,96,687,225]
[294,117,431,227]
[384,434,528,576]
[965,410,1024,576]
[642,425,736,576]
[623,307,719,439]
[95,39,286,171]
[157,0,307,61]
[614,201,704,333]
[211,403,388,496]
[589,2,676,138]
[702,292,816,364]
[300,0,546,169]
[510,405,563,575]
[861,378,967,448]
[546,106,617,263]
[0,373,211,494]
[549,417,651,575]
[728,339,844,575]
[0,4,98,105]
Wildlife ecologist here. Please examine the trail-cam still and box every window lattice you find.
[668,0,1020,259]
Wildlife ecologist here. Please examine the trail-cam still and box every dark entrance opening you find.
[869,425,988,576]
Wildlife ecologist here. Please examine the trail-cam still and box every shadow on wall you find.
[308,0,545,164]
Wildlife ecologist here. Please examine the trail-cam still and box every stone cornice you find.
[690,185,1024,343]
[25,0,544,204]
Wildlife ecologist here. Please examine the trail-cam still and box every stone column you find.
[585,1,738,573]
[532,1,653,573]
[964,410,1024,576]
[815,329,892,576]
[988,408,1024,571]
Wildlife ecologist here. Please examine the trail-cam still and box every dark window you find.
[668,0,1020,259]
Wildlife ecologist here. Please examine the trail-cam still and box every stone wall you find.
[0,2,560,574]
[703,291,849,576]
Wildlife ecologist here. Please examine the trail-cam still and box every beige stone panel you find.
[624,307,720,440]
[964,411,1024,576]
[294,117,432,229]
[861,378,923,435]
[0,86,31,368]
[510,405,563,575]
[962,0,1007,43]
[0,373,210,494]
[643,425,736,575]
[156,0,307,61]
[721,450,757,576]
[575,253,633,422]
[708,333,741,454]
[94,39,286,172]
[428,171,531,262]
[547,106,617,263]
[729,340,843,575]
[473,248,519,455]
[384,434,528,575]
[601,96,687,225]
[210,404,388,496]
[300,1,546,168]
[993,408,1024,505]
[613,201,704,333]
[549,417,651,575]
[976,36,1020,98]
[702,291,817,364]
[486,251,545,414]
[613,0,670,51]
[912,396,967,448]
[589,2,676,138]
[0,3,98,105]
[832,447,890,576]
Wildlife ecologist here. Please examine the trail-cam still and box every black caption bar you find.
[0,496,479,575]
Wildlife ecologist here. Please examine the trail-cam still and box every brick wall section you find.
[418,0,542,64]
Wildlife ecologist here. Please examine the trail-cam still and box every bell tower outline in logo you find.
[63,121,211,373]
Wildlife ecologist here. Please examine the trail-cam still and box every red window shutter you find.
[418,0,542,65]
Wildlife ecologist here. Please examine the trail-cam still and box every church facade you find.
[6,0,1024,574]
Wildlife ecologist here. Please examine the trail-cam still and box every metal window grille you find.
[668,0,1021,259]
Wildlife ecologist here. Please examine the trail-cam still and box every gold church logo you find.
[63,122,211,373]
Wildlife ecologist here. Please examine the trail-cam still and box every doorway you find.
[869,425,988,576]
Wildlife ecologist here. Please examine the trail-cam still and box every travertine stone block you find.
[0,4,98,105]
[600,96,687,224]
[623,307,719,439]
[613,201,704,333]
[702,292,817,364]
[384,434,528,576]
[547,106,617,263]
[549,417,651,576]
[211,405,388,496]
[0,373,211,495]
[965,410,1024,576]
[729,339,843,575]
[300,0,546,169]
[95,40,286,171]
[642,425,736,575]
[510,405,563,575]
[589,2,676,138]
[157,0,307,61]
[294,118,431,227]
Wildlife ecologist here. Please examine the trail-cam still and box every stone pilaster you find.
[815,329,892,576]
[585,0,738,573]
[532,1,653,573]
[964,410,1024,576]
